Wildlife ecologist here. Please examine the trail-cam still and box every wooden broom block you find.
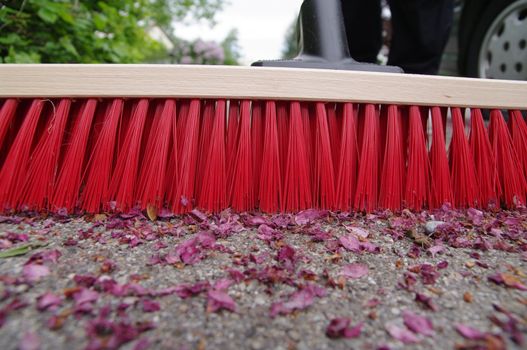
[0,64,526,109]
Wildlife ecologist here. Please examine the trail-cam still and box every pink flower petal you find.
[360,241,380,253]
[174,281,210,299]
[345,225,369,239]
[23,264,50,282]
[0,239,12,249]
[142,299,160,312]
[27,249,61,264]
[403,310,434,336]
[213,278,233,291]
[326,318,351,338]
[415,293,438,312]
[131,338,151,350]
[326,318,363,339]
[339,235,361,252]
[283,290,314,310]
[270,284,326,317]
[207,290,236,313]
[427,245,445,258]
[344,322,363,339]
[341,263,369,279]
[386,323,420,344]
[467,208,484,225]
[19,331,40,350]
[73,288,99,306]
[36,293,62,311]
[488,273,527,291]
[277,245,297,267]
[189,209,207,222]
[257,224,283,241]
[294,209,328,225]
[437,261,449,269]
[455,324,485,340]
[244,215,268,227]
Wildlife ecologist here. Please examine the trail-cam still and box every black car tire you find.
[462,0,526,79]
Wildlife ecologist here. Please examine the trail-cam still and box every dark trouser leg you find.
[387,0,454,74]
[341,0,383,63]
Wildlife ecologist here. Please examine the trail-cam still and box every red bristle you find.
[52,99,97,212]
[165,103,179,210]
[83,102,106,166]
[251,101,264,202]
[488,109,527,207]
[379,104,404,211]
[356,104,366,154]
[19,99,72,211]
[509,110,527,178]
[229,100,254,211]
[461,108,467,124]
[379,105,389,163]
[440,107,448,140]
[309,104,317,154]
[195,101,215,199]
[226,100,240,180]
[312,102,336,209]
[0,100,45,210]
[169,99,188,208]
[116,102,132,151]
[108,99,149,211]
[137,99,177,210]
[429,106,453,208]
[176,100,190,159]
[469,108,499,207]
[405,106,430,211]
[172,99,201,213]
[283,101,312,212]
[277,102,289,180]
[259,101,282,212]
[354,104,381,212]
[0,99,21,169]
[327,103,341,174]
[301,103,314,192]
[335,102,359,211]
[139,103,155,166]
[139,102,163,174]
[81,99,123,213]
[419,106,430,147]
[0,99,18,152]
[449,107,479,208]
[353,104,360,138]
[199,100,227,212]
[399,106,409,164]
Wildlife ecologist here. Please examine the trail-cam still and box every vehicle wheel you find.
[464,0,527,80]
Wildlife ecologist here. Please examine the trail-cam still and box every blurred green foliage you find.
[220,29,240,65]
[0,0,236,64]
[282,18,299,59]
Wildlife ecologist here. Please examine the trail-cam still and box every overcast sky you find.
[174,0,303,65]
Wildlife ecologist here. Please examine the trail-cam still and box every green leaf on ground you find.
[0,242,50,258]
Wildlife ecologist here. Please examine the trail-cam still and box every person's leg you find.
[341,0,383,63]
[387,0,454,74]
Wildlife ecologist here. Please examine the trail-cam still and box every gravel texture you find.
[0,208,526,350]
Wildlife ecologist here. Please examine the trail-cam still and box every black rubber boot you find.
[252,0,402,73]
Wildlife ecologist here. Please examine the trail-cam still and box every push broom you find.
[0,0,526,216]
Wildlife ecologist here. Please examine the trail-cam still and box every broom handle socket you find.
[297,0,351,62]
[252,0,402,72]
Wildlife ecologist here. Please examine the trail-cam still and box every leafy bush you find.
[0,0,231,63]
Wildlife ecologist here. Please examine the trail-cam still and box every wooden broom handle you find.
[0,64,526,109]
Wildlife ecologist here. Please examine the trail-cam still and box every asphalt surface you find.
[0,208,525,350]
